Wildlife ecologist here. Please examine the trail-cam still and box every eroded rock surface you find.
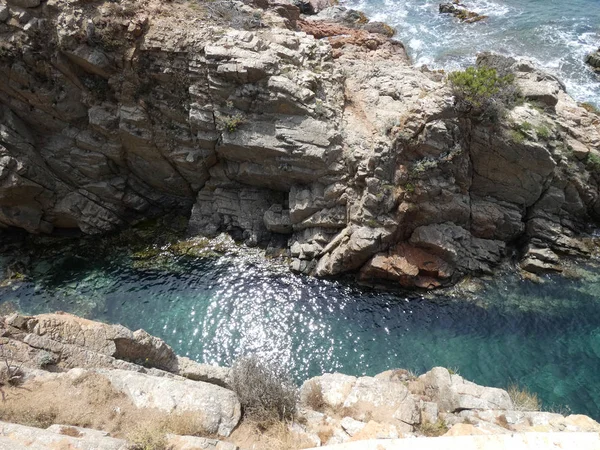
[1,0,600,288]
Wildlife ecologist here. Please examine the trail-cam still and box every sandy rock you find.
[0,421,127,449]
[349,421,400,441]
[339,417,367,437]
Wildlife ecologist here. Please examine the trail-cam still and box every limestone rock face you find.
[419,367,513,413]
[0,421,128,450]
[97,369,241,436]
[1,0,600,287]
[301,372,419,432]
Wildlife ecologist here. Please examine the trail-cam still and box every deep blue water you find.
[342,0,600,105]
[2,250,600,419]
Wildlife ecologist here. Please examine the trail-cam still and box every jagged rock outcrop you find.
[586,48,600,73]
[1,0,600,288]
[439,2,487,23]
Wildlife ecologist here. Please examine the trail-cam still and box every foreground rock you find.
[2,313,600,448]
[305,432,600,450]
[1,313,240,437]
[299,366,600,445]
[28,368,241,437]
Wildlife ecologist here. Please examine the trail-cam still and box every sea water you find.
[342,0,600,106]
[2,250,600,419]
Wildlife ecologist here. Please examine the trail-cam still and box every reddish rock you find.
[359,243,452,288]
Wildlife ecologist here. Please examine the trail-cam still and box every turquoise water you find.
[2,247,600,419]
[342,0,600,105]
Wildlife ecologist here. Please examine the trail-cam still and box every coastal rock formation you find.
[439,2,487,23]
[1,0,600,288]
[586,48,600,73]
[2,313,600,449]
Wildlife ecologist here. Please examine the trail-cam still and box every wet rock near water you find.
[439,2,487,23]
[586,48,600,73]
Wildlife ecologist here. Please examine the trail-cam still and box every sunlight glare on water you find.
[2,253,600,419]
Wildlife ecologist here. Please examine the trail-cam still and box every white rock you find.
[98,369,241,436]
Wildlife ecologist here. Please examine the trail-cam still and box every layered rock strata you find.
[1,0,600,287]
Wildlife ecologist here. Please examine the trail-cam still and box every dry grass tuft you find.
[303,380,325,411]
[316,425,334,445]
[229,420,315,450]
[58,426,83,438]
[495,414,513,430]
[0,371,207,442]
[507,384,540,411]
[127,422,169,450]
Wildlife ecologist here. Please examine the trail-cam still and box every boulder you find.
[97,369,241,437]
[301,373,419,431]
[586,49,600,72]
[0,4,9,22]
[419,367,513,413]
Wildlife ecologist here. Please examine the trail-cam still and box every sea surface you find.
[1,247,600,419]
[342,0,600,106]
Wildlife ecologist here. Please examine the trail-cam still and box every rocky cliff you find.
[2,313,600,449]
[1,0,600,288]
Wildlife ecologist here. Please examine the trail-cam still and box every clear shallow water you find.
[2,251,600,419]
[342,0,600,105]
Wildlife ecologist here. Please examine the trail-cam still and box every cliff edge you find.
[1,312,600,449]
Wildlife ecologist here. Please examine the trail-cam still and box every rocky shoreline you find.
[1,0,600,289]
[1,312,599,449]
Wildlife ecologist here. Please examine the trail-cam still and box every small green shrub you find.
[510,129,526,143]
[519,121,533,131]
[587,152,600,171]
[221,114,245,133]
[448,66,518,119]
[535,125,551,140]
[231,356,298,424]
[418,419,448,437]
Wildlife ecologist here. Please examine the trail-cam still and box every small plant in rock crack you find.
[230,356,298,424]
[448,65,519,120]
[0,343,24,401]
[219,113,245,133]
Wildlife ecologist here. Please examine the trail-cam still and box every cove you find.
[1,248,600,420]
